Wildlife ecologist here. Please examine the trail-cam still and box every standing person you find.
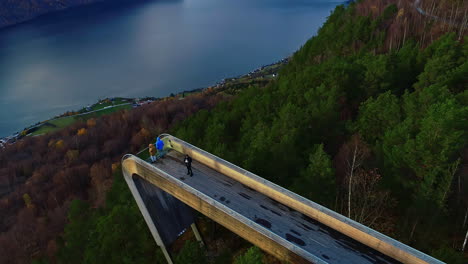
[184,154,193,176]
[149,144,157,163]
[156,137,165,158]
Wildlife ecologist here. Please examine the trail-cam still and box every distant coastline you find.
[0,0,152,29]
[0,0,339,141]
[0,58,288,147]
[0,0,99,29]
[1,0,352,29]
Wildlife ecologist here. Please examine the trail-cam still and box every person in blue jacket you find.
[156,137,165,157]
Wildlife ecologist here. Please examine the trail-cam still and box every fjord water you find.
[0,0,342,137]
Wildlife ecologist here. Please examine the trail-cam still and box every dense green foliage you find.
[55,170,230,263]
[55,2,467,263]
[175,240,207,264]
[174,3,467,262]
[290,144,335,206]
[56,170,166,264]
[234,246,264,264]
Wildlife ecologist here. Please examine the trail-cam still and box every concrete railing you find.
[158,134,444,264]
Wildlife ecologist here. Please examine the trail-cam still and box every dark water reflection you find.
[0,0,343,136]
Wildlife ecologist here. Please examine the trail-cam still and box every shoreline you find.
[0,57,289,146]
[0,0,332,146]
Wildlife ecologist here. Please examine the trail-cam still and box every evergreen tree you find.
[234,246,263,264]
[174,240,206,264]
[355,91,401,143]
[291,144,336,207]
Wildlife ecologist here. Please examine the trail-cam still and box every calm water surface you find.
[0,0,343,137]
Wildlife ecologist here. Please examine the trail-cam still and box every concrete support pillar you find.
[191,223,205,247]
[160,244,174,264]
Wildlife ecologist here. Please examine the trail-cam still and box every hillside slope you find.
[0,0,466,263]
[57,1,467,263]
[173,0,468,262]
[0,94,224,263]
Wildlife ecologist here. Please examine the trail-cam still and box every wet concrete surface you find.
[152,151,401,264]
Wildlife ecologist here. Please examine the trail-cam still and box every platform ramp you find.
[122,134,444,264]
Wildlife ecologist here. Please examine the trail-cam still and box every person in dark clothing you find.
[184,155,193,176]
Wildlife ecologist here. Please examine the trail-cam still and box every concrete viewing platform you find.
[155,151,399,264]
[122,134,444,264]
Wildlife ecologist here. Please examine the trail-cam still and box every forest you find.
[174,0,467,262]
[0,0,467,263]
[0,94,225,263]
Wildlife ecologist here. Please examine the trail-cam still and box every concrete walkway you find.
[152,150,400,264]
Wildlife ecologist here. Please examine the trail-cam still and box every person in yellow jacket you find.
[149,143,157,163]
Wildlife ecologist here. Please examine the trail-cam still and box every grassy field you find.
[90,104,131,117]
[30,104,132,136]
[29,116,76,136]
[88,98,130,111]
[26,65,279,137]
